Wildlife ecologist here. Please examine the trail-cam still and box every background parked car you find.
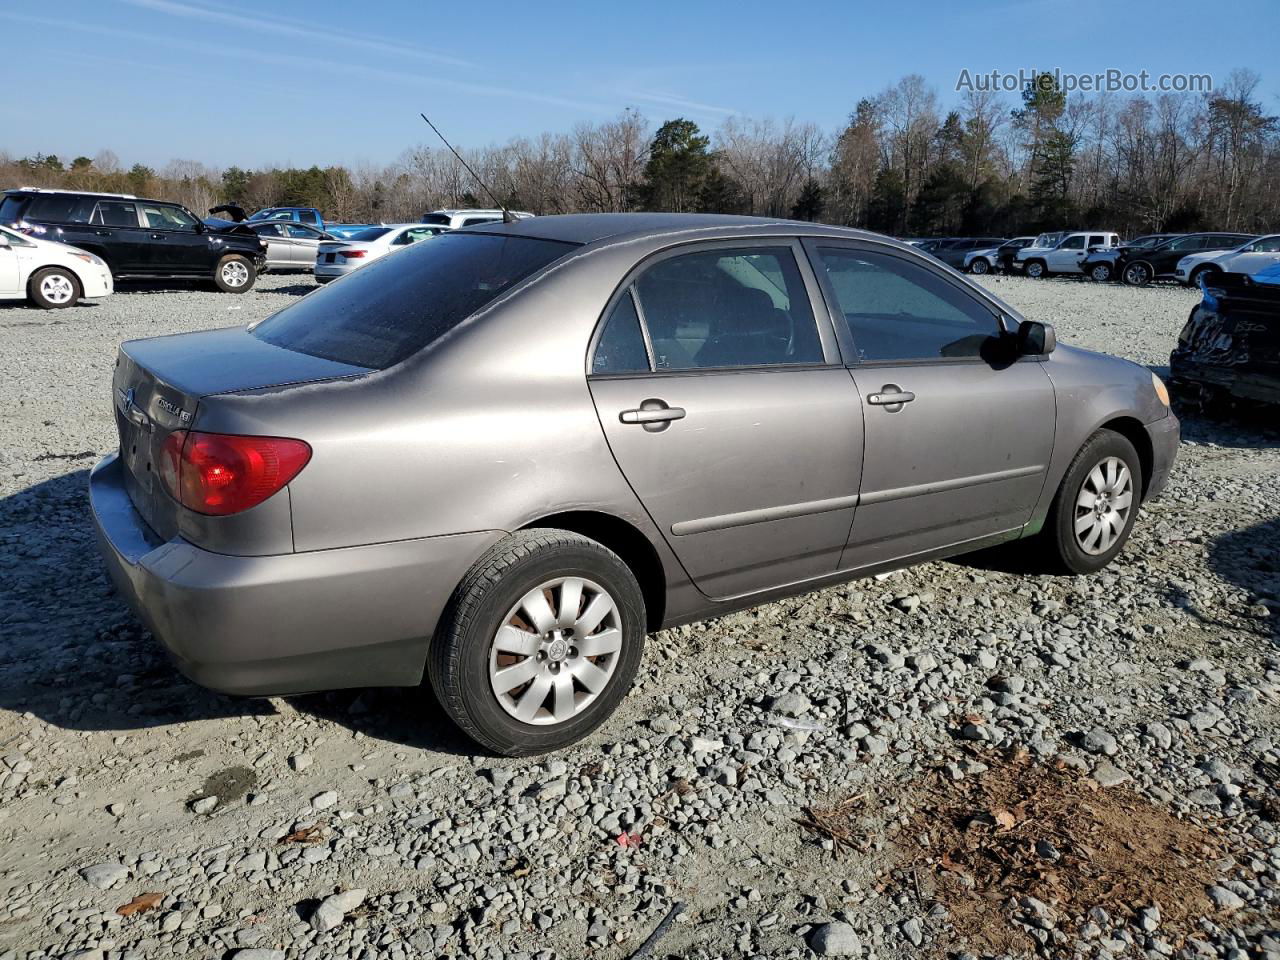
[1175,234,1280,286]
[1080,233,1182,281]
[1,187,267,292]
[1171,269,1280,406]
[421,208,535,229]
[325,223,376,239]
[244,221,336,270]
[247,206,326,229]
[928,237,1007,270]
[0,223,113,308]
[1114,232,1255,286]
[313,223,444,282]
[1016,231,1122,278]
[965,236,1036,274]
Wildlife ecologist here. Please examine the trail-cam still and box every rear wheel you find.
[428,529,647,755]
[1122,262,1152,287]
[1042,429,1142,575]
[1089,263,1113,282]
[30,267,81,309]
[213,254,256,293]
[1024,259,1047,279]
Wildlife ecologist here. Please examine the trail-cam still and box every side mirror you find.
[0,234,10,247]
[193,220,206,234]
[1017,320,1057,356]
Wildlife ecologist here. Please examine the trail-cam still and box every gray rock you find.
[310,888,367,932]
[311,790,338,810]
[228,951,286,960]
[809,921,863,956]
[78,861,128,889]
[1206,885,1244,911]
[1092,761,1131,787]
[769,692,812,717]
[901,916,925,946]
[1081,728,1118,756]
[289,753,312,772]
[190,796,218,814]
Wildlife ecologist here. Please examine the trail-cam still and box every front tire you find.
[1189,265,1218,288]
[1043,429,1142,575]
[968,258,990,275]
[30,267,81,309]
[214,254,256,293]
[1122,262,1152,287]
[428,529,647,756]
[1024,260,1047,279]
[1089,263,1113,282]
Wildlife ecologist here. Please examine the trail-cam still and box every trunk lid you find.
[112,326,368,539]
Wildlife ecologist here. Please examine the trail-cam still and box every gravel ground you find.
[1,272,1278,960]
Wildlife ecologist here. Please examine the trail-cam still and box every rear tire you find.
[30,267,81,309]
[428,529,647,756]
[1024,259,1047,279]
[1122,262,1152,287]
[1042,429,1142,575]
[213,254,256,293]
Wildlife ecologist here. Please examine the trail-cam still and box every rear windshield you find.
[0,194,30,224]
[421,213,452,225]
[345,226,392,242]
[251,233,577,369]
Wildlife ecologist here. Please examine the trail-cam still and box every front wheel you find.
[1189,265,1218,288]
[428,529,647,755]
[968,258,990,275]
[30,267,81,309]
[1122,262,1152,287]
[1024,260,1047,279]
[1089,263,1113,282]
[214,254,256,293]
[1042,429,1142,575]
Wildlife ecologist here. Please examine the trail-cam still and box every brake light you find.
[158,430,311,516]
[341,249,366,259]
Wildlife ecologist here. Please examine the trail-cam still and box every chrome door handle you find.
[619,399,685,432]
[867,385,915,411]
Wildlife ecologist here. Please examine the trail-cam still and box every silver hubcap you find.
[1074,457,1134,555]
[488,577,623,725]
[221,261,250,286]
[972,261,988,274]
[1028,263,1043,277]
[1092,266,1109,281]
[40,274,75,304]
[1126,265,1147,284]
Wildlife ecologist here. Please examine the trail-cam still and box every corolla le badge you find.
[156,396,193,423]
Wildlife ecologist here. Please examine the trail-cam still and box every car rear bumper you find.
[89,452,501,697]
[1143,411,1180,500]
[1170,359,1280,405]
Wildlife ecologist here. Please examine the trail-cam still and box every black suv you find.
[1105,232,1256,287]
[0,188,268,292]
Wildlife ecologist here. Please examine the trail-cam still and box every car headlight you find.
[70,251,107,267]
[1151,372,1170,407]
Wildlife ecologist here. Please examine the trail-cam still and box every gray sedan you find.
[90,214,1179,755]
[245,221,336,270]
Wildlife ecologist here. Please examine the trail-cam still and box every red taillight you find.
[340,249,366,259]
[158,430,311,516]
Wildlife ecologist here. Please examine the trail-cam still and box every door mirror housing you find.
[0,234,10,247]
[1017,320,1057,356]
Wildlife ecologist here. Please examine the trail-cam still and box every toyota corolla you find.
[90,213,1179,755]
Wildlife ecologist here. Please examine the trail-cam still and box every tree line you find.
[4,69,1277,237]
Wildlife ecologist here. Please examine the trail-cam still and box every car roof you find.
[467,212,887,248]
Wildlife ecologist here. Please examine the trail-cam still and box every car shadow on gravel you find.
[1206,515,1280,647]
[0,469,482,756]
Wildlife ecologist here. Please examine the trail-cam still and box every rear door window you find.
[816,247,1000,363]
[1058,235,1085,250]
[251,233,577,369]
[632,247,824,370]
[28,194,94,223]
[592,290,651,375]
[91,201,139,227]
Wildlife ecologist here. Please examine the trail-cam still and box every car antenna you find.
[419,112,516,224]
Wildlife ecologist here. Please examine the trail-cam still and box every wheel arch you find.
[1096,416,1154,500]
[1124,259,1154,281]
[28,263,83,301]
[518,510,667,631]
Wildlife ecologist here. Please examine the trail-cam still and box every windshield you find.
[251,233,577,369]
[345,227,392,242]
[1034,232,1064,247]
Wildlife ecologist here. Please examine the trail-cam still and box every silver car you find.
[90,214,1179,755]
[245,221,336,271]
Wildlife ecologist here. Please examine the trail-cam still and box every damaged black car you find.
[1171,268,1280,407]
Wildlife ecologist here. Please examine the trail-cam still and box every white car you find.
[964,236,1037,274]
[421,208,535,229]
[1175,234,1280,286]
[314,224,444,283]
[0,224,113,309]
[1015,231,1121,278]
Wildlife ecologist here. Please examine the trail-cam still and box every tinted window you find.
[0,194,29,223]
[817,247,999,362]
[592,290,650,375]
[392,227,438,245]
[1088,235,1106,247]
[421,214,452,226]
[633,247,823,370]
[1250,236,1280,253]
[140,204,197,230]
[252,233,576,369]
[347,226,391,242]
[1058,235,1085,250]
[28,194,94,223]
[253,223,284,237]
[461,216,501,227]
[91,201,138,227]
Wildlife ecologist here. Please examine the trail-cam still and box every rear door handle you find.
[150,234,165,240]
[867,385,915,411]
[95,230,111,236]
[619,399,685,432]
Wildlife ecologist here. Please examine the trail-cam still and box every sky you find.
[5,0,1280,170]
